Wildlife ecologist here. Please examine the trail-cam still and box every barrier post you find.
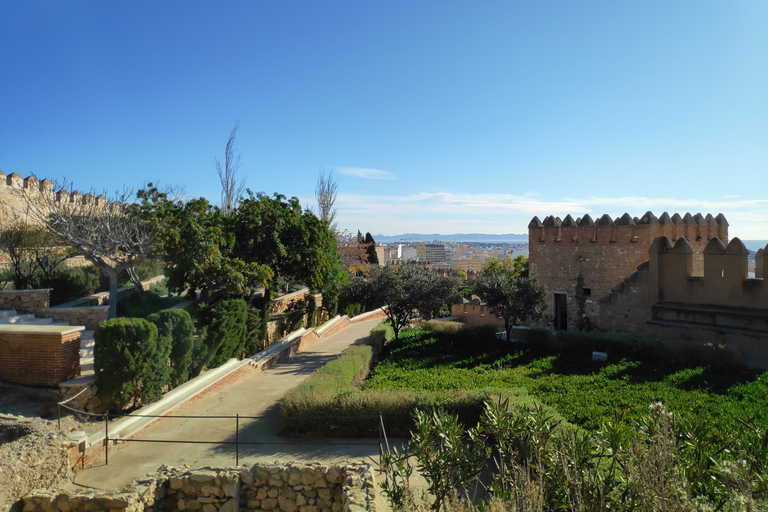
[236,414,240,466]
[105,413,109,466]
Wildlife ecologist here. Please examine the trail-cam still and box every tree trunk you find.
[106,267,119,319]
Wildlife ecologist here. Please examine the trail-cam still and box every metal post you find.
[105,413,109,466]
[57,403,61,430]
[235,414,240,466]
[378,412,383,465]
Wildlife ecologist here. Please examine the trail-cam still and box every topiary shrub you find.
[147,308,194,388]
[94,318,160,412]
[305,294,317,328]
[245,306,264,355]
[284,300,305,333]
[194,298,248,373]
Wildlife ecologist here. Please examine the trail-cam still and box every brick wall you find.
[0,327,82,386]
[528,211,727,332]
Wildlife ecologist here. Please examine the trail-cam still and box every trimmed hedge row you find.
[280,326,549,433]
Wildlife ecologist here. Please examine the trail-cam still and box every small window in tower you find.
[583,287,591,298]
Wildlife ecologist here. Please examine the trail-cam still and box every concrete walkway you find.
[70,318,385,491]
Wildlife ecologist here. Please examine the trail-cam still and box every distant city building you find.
[424,243,446,263]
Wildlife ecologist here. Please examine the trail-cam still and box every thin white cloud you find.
[336,167,396,180]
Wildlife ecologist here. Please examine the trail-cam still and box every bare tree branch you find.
[15,179,156,319]
[216,122,246,214]
[315,168,338,231]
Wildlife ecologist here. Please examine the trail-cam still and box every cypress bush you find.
[147,308,194,388]
[194,298,248,372]
[94,318,160,412]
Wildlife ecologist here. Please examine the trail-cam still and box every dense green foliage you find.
[147,308,194,388]
[93,318,161,412]
[138,186,346,318]
[118,286,186,318]
[366,327,768,434]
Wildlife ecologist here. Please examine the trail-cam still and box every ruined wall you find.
[20,463,377,512]
[528,211,727,331]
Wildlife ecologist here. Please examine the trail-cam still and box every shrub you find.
[305,294,317,328]
[245,306,264,355]
[344,302,362,318]
[94,318,160,412]
[194,298,248,373]
[147,309,194,388]
[30,267,100,306]
[419,320,464,334]
[284,300,305,333]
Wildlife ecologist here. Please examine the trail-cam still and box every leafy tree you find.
[474,256,547,341]
[137,186,270,303]
[351,262,462,342]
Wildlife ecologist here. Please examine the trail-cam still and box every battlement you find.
[648,236,768,311]
[0,169,116,225]
[528,211,728,248]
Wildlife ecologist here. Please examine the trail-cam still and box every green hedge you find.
[194,298,248,372]
[94,318,160,412]
[147,308,194,388]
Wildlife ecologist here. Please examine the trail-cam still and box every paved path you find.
[69,318,385,491]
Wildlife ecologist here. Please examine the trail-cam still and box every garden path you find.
[68,317,386,492]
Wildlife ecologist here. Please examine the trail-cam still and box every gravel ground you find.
[0,382,102,512]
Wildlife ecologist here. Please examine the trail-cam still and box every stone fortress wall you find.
[528,211,728,332]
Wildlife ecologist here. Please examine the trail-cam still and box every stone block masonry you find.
[20,462,377,512]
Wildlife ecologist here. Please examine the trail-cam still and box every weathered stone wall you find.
[0,289,50,314]
[20,462,377,512]
[42,306,109,331]
[450,303,505,329]
[528,211,727,332]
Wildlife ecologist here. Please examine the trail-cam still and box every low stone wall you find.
[42,306,109,331]
[20,462,377,512]
[0,289,51,315]
[268,288,310,316]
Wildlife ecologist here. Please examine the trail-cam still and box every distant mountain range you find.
[373,233,528,244]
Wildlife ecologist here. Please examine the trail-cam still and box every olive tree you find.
[474,256,547,341]
[350,262,462,342]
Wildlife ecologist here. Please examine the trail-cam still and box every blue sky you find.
[1,1,766,239]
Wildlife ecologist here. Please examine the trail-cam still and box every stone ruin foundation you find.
[19,462,377,512]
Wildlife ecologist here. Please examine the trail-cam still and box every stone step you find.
[0,310,18,317]
[0,314,38,323]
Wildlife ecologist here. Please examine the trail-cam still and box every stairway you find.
[79,330,95,376]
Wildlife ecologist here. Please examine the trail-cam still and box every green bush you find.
[147,309,194,388]
[305,294,317,328]
[245,306,264,355]
[194,298,248,372]
[284,301,305,333]
[94,318,161,412]
[30,267,100,306]
[344,302,362,318]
